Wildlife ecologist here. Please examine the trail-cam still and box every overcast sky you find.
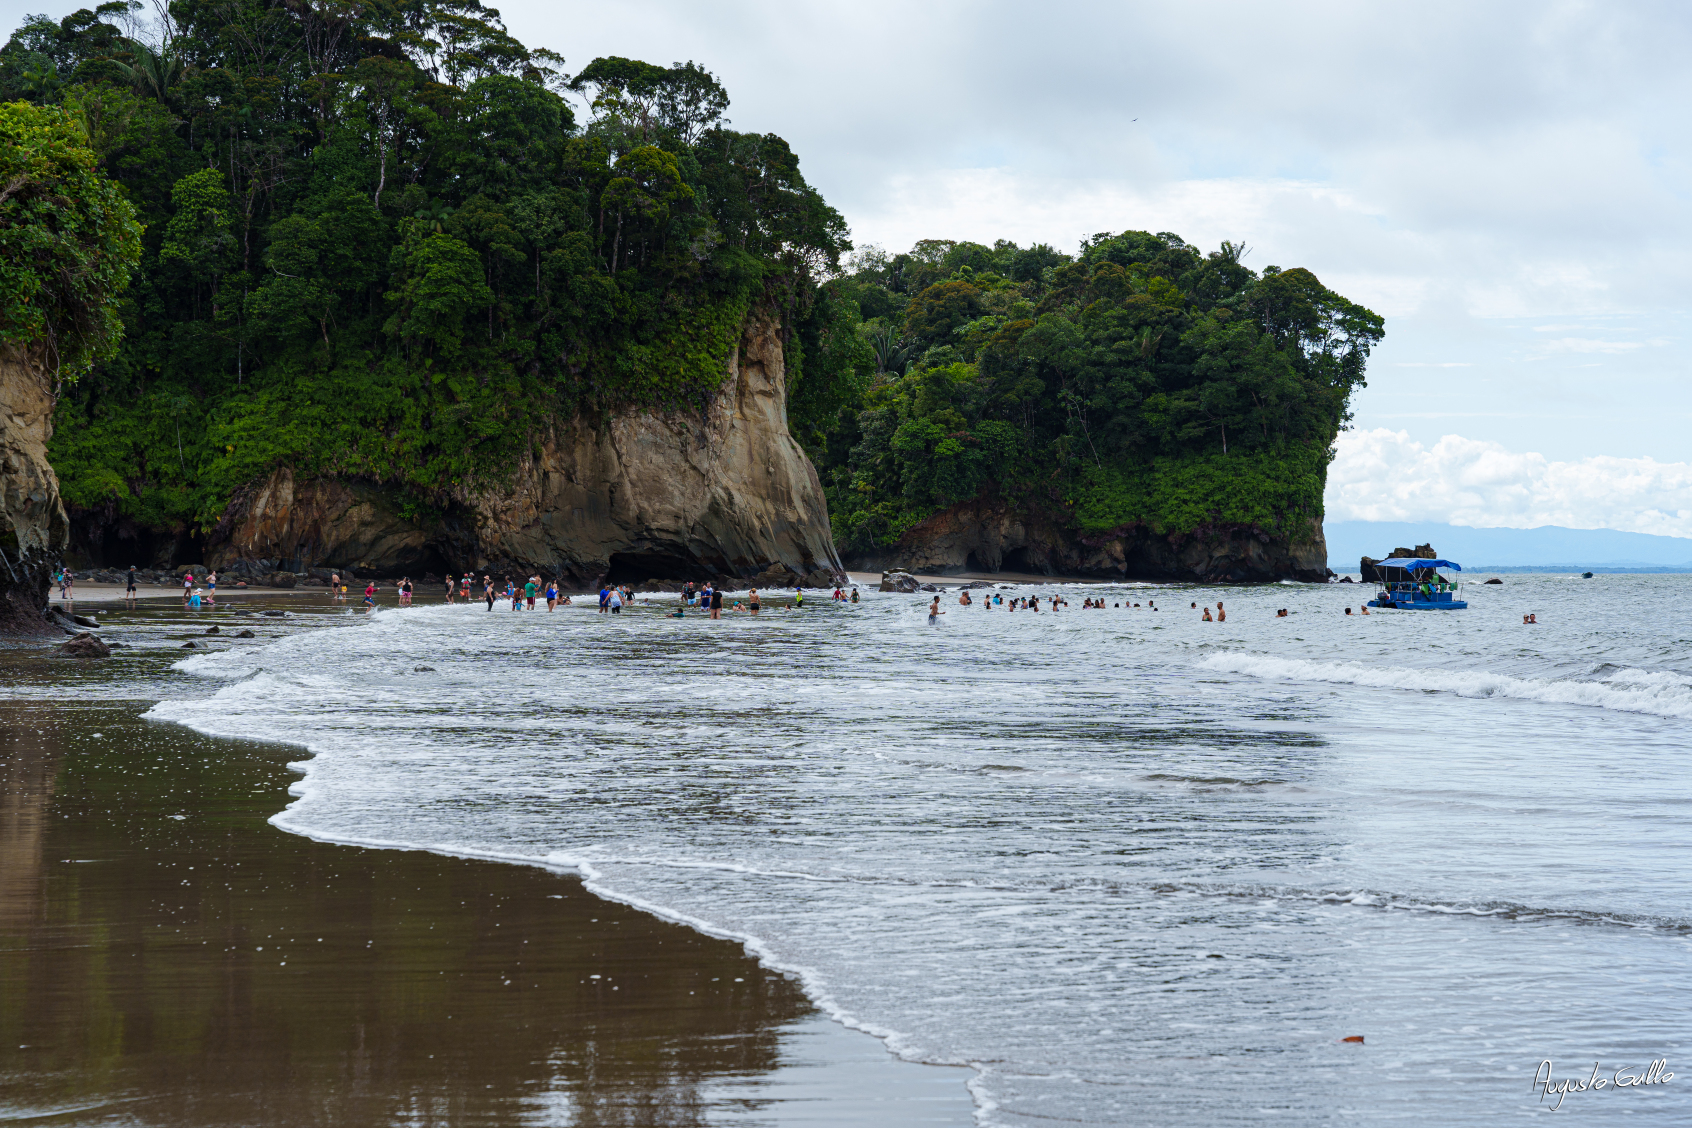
[9,0,1690,534]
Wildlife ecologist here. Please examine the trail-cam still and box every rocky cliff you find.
[0,349,68,633]
[851,497,1330,583]
[197,311,843,588]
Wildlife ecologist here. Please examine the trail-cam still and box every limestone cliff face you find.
[206,312,843,587]
[852,497,1330,583]
[0,349,68,632]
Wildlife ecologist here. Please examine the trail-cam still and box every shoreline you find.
[0,599,974,1125]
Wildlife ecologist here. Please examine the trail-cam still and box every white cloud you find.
[1541,337,1653,353]
[1325,428,1692,537]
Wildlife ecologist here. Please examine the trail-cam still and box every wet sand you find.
[0,609,972,1125]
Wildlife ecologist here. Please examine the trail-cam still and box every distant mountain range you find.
[1323,522,1692,573]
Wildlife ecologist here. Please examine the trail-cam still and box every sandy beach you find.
[0,600,973,1126]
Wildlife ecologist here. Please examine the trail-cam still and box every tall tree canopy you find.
[1,2,844,534]
[0,98,142,374]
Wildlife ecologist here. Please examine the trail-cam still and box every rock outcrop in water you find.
[195,312,843,589]
[852,497,1331,583]
[1359,542,1436,584]
[0,349,68,634]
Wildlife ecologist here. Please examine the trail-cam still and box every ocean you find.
[135,574,1690,1124]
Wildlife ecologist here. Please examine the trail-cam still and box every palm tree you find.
[111,40,182,103]
[868,325,912,377]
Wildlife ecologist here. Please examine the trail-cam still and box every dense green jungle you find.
[1,1,1383,568]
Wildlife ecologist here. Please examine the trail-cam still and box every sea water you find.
[140,575,1688,1124]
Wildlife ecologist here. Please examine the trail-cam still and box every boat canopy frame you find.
[1373,558,1463,572]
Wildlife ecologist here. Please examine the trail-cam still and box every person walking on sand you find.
[205,570,216,604]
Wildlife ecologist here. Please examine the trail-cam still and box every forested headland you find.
[0,1,1382,582]
[809,235,1382,568]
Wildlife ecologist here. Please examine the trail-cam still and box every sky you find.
[7,0,1691,535]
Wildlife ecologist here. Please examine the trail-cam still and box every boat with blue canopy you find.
[1367,558,1468,610]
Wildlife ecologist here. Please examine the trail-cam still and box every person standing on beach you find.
[125,565,137,602]
[205,571,216,604]
[444,574,454,602]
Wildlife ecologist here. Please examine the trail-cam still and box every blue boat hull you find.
[1368,598,1467,610]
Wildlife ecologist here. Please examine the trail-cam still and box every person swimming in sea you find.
[1202,606,1213,621]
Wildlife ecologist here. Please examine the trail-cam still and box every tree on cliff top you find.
[0,99,142,375]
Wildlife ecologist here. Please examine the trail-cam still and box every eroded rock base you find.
[850,498,1331,584]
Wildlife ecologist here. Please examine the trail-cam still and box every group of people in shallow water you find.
[661,581,859,619]
[928,589,1172,624]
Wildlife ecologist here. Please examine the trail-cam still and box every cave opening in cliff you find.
[69,513,198,570]
[1000,547,1048,576]
[605,552,700,584]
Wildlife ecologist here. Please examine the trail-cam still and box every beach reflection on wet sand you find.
[0,700,964,1126]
